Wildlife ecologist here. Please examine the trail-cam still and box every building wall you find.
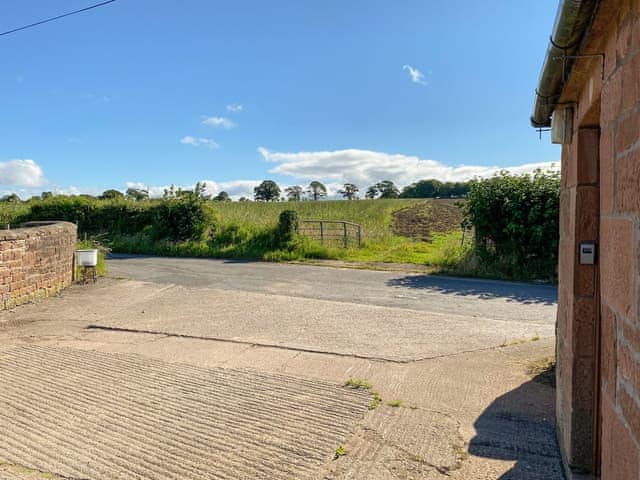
[598,1,640,478]
[557,0,640,477]
[0,222,77,310]
[558,127,600,473]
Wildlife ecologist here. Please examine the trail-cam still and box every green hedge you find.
[462,169,560,280]
[18,197,213,241]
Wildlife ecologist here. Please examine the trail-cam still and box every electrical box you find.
[579,242,597,265]
[551,107,573,144]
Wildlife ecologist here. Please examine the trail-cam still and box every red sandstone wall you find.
[557,128,600,472]
[0,222,77,310]
[599,1,640,478]
[555,1,640,477]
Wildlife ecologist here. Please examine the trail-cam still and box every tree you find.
[307,181,327,201]
[213,191,230,202]
[126,187,149,201]
[41,191,54,200]
[376,180,400,199]
[400,179,443,198]
[338,183,359,200]
[238,197,251,202]
[100,189,124,200]
[254,180,281,202]
[163,185,178,200]
[0,193,20,203]
[177,182,209,201]
[365,185,378,199]
[285,185,303,201]
[192,181,209,200]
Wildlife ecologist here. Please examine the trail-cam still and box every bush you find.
[462,169,559,280]
[276,209,299,245]
[151,198,214,241]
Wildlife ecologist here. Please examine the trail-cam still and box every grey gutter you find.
[531,0,599,128]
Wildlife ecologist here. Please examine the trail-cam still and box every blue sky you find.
[0,0,560,198]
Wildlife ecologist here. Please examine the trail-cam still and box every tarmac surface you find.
[0,256,563,479]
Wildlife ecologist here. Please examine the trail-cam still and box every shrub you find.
[151,198,214,241]
[276,209,299,245]
[462,169,559,280]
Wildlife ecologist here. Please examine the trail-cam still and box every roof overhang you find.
[530,0,599,128]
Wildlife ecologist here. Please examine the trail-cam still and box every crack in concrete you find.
[86,324,552,364]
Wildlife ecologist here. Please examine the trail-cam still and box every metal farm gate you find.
[299,220,362,248]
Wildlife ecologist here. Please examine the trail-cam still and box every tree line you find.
[0,178,471,203]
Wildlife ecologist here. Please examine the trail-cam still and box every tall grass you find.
[206,199,422,242]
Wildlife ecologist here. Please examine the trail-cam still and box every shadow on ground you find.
[468,370,564,479]
[386,275,557,305]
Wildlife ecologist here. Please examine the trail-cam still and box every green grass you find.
[344,378,383,410]
[2,198,475,273]
[344,378,373,390]
[208,199,424,241]
[107,199,467,269]
[1,196,557,281]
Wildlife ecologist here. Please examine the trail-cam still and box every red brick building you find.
[532,0,640,478]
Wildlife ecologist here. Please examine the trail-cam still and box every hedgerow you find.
[461,169,560,280]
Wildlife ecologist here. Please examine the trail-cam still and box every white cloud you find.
[258,147,559,187]
[125,181,165,198]
[0,184,104,200]
[226,104,244,113]
[201,116,236,129]
[0,159,46,187]
[125,179,261,200]
[180,136,219,149]
[402,65,426,85]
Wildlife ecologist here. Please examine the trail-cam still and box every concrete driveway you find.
[0,256,562,479]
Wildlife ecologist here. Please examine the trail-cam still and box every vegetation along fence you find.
[300,220,362,248]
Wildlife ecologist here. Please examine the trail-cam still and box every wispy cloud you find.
[201,116,236,129]
[180,136,219,149]
[259,147,558,187]
[0,159,46,187]
[226,104,244,113]
[402,65,427,85]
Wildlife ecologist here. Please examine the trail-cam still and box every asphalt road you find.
[107,254,557,324]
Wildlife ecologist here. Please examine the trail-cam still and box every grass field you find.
[208,199,424,240]
[1,198,468,270]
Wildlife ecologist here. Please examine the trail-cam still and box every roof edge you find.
[530,0,599,128]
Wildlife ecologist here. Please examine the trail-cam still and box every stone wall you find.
[555,0,640,477]
[598,1,640,478]
[0,222,77,310]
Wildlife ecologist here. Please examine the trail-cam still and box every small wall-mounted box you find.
[579,242,597,265]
